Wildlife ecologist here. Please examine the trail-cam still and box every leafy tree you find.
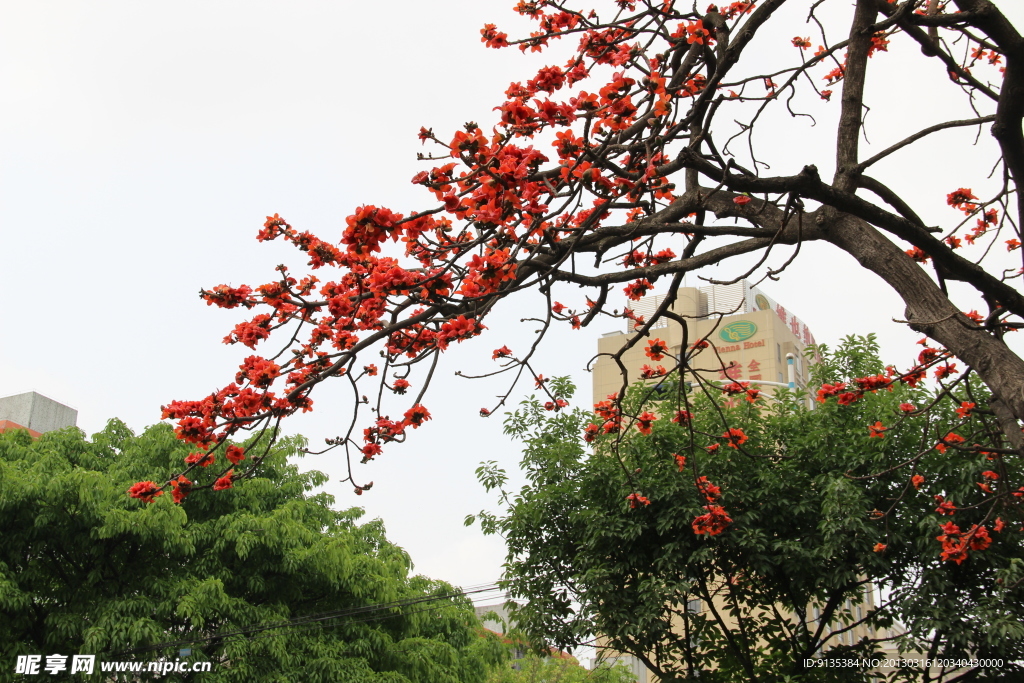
[470,340,1024,681]
[487,650,635,683]
[0,422,504,683]
[140,0,1024,513]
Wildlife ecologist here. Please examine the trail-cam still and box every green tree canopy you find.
[472,337,1024,682]
[0,421,504,682]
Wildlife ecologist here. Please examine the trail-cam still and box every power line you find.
[114,582,504,656]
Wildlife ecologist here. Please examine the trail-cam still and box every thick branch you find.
[834,0,878,190]
[823,211,1024,425]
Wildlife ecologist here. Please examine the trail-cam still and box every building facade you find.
[593,281,816,408]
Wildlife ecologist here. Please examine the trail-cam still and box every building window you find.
[777,343,781,362]
[687,598,701,614]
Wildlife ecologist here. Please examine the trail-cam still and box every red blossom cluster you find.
[816,349,953,416]
[692,505,732,536]
[695,475,721,502]
[626,492,651,508]
[127,481,163,503]
[639,364,667,379]
[936,521,993,564]
[934,431,965,454]
[722,381,760,402]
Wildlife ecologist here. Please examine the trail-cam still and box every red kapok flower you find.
[636,411,657,435]
[967,525,992,551]
[935,432,965,453]
[837,392,860,406]
[868,421,886,439]
[692,505,732,535]
[722,428,748,449]
[946,187,977,211]
[626,492,651,509]
[733,195,751,205]
[640,364,666,379]
[392,378,410,394]
[128,481,163,503]
[624,279,653,300]
[873,543,887,553]
[672,410,692,424]
[645,338,669,361]
[674,453,687,471]
[899,403,916,413]
[170,475,193,504]
[225,445,246,465]
[956,401,976,418]
[721,381,750,396]
[684,20,713,45]
[185,451,215,468]
[906,246,930,262]
[213,470,235,491]
[695,475,721,502]
[403,404,432,428]
[911,474,925,490]
[816,382,846,402]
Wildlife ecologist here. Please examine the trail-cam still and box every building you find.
[475,602,516,637]
[593,281,817,408]
[0,391,77,436]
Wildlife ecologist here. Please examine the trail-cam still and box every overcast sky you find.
[3,0,1022,607]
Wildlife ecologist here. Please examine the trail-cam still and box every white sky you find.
[2,0,1022,604]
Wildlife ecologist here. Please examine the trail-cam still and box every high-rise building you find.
[593,281,817,407]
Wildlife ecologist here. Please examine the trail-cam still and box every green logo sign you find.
[754,294,770,311]
[719,321,758,343]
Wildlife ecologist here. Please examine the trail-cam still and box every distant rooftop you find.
[0,392,77,434]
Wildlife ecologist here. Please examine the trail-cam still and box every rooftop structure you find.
[0,392,78,435]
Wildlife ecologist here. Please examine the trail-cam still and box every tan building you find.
[593,281,817,408]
